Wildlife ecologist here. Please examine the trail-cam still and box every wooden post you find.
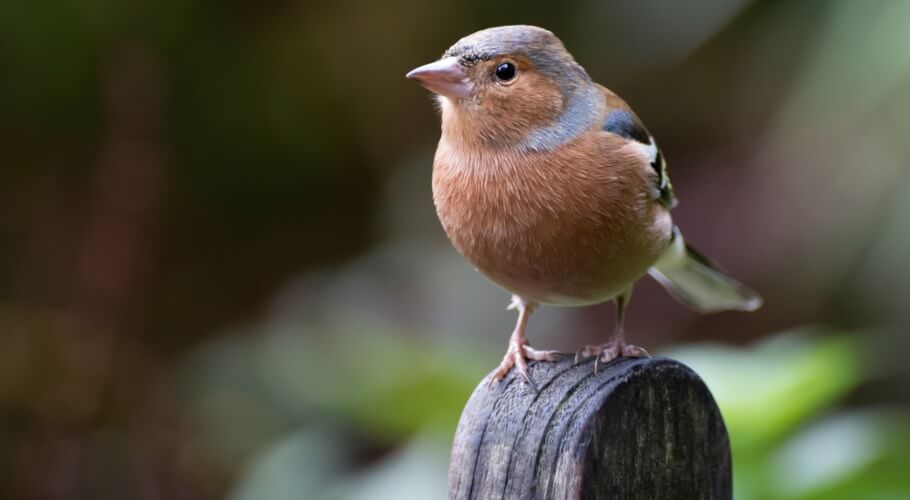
[448,356,731,500]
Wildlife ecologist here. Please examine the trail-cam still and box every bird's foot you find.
[574,340,649,372]
[490,340,562,389]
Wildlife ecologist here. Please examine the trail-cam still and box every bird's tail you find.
[648,227,762,313]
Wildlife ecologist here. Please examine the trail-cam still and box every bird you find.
[406,25,761,387]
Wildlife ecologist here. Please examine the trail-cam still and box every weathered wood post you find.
[448,356,731,500]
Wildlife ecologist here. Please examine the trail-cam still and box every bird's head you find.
[407,25,598,150]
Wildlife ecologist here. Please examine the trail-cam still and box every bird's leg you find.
[490,296,561,388]
[575,288,650,371]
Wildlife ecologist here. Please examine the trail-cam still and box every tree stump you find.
[448,356,731,500]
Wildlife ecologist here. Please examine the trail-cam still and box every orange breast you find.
[432,132,672,305]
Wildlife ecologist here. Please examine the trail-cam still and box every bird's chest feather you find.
[431,136,671,304]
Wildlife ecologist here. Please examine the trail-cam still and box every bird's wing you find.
[598,85,677,208]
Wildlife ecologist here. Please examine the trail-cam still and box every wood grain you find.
[448,356,731,500]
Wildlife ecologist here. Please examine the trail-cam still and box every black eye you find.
[494,62,516,81]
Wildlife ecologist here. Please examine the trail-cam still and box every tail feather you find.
[649,228,762,313]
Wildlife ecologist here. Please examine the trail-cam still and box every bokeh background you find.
[2,0,910,498]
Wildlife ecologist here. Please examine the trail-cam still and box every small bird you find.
[406,25,761,386]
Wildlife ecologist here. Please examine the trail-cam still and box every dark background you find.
[1,0,909,498]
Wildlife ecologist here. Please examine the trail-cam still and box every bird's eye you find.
[494,62,516,81]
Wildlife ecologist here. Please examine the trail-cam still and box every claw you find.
[515,363,539,393]
[576,339,649,374]
[623,344,650,357]
[490,341,560,389]
[574,348,584,365]
[514,346,530,379]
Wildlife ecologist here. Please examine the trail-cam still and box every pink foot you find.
[575,341,650,372]
[491,340,562,388]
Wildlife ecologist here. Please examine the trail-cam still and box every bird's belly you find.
[435,187,673,306]
[460,219,669,306]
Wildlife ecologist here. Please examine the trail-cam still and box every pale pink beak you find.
[406,57,472,98]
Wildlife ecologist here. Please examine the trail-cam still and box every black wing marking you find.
[652,147,677,208]
[602,109,650,144]
[603,110,677,208]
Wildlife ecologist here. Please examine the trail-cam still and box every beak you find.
[406,57,472,98]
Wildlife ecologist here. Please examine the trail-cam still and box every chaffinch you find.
[407,25,761,387]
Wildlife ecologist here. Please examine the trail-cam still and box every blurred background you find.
[1,0,909,498]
